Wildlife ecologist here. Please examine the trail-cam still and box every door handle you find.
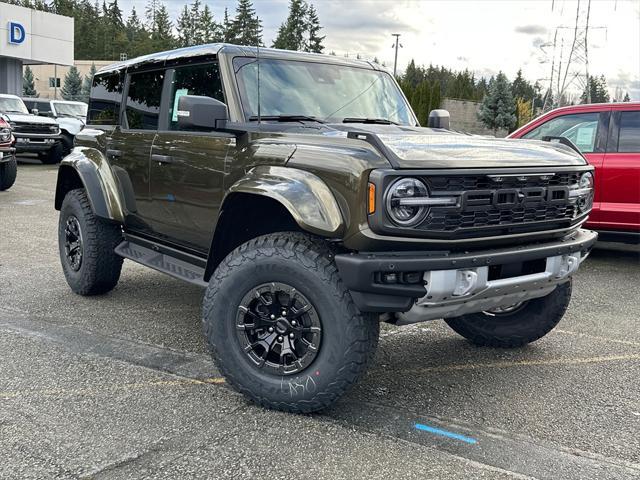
[106,149,122,158]
[151,154,174,164]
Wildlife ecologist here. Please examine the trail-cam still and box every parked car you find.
[509,102,640,244]
[0,94,63,164]
[22,98,88,155]
[0,116,17,191]
[55,44,597,413]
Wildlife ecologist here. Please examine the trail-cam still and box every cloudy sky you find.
[120,0,640,100]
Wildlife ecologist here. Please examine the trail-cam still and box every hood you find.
[56,116,85,135]
[4,113,58,126]
[246,122,586,169]
[330,124,586,169]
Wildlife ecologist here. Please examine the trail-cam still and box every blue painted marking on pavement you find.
[415,423,478,444]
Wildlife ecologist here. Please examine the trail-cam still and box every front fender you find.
[56,118,83,136]
[226,165,344,237]
[55,146,126,223]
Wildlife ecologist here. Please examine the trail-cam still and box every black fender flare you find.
[54,147,126,223]
[224,165,344,237]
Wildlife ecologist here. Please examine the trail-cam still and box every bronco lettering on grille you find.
[460,187,569,210]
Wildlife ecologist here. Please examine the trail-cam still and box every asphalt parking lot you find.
[1,158,640,480]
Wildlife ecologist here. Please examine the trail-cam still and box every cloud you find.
[515,24,548,35]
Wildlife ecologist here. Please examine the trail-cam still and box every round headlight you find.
[385,178,429,226]
[579,171,594,189]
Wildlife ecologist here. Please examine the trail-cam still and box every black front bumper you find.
[0,146,15,163]
[334,228,598,313]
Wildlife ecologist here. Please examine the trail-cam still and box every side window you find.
[523,112,600,153]
[617,111,640,153]
[88,72,122,125]
[168,63,224,131]
[125,70,165,130]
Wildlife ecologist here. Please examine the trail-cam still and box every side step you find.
[115,240,208,288]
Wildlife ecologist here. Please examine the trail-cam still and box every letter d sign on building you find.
[8,22,26,44]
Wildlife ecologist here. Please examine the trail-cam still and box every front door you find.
[107,68,166,235]
[149,62,233,252]
[600,109,640,231]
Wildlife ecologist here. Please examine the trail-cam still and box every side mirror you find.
[427,109,450,129]
[31,108,39,116]
[177,95,228,130]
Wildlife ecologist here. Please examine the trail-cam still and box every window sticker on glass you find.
[575,126,595,147]
[172,88,190,122]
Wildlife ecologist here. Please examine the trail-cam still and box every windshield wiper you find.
[248,115,325,123]
[4,110,26,114]
[342,117,399,125]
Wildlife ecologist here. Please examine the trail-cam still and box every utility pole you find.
[391,34,401,77]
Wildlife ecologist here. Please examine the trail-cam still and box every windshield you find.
[0,97,29,115]
[53,102,88,117]
[233,58,415,125]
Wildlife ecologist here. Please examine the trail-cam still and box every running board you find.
[115,240,208,288]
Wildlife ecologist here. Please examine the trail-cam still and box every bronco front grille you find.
[421,172,580,236]
[370,169,590,240]
[12,123,57,135]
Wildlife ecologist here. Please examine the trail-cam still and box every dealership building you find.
[0,3,74,96]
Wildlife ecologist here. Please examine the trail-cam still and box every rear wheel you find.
[203,232,379,413]
[58,189,123,295]
[444,281,572,348]
[0,157,17,191]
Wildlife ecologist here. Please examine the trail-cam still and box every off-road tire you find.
[0,157,17,191]
[203,232,379,413]
[41,143,63,164]
[58,188,123,295]
[445,281,572,348]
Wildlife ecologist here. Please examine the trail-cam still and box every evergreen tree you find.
[190,0,203,45]
[478,72,516,134]
[200,5,223,43]
[81,63,97,102]
[511,69,535,101]
[23,66,38,97]
[176,4,194,47]
[411,80,432,125]
[145,0,161,33]
[222,7,232,42]
[305,3,324,53]
[272,0,307,50]
[581,75,610,104]
[125,7,145,44]
[228,0,262,46]
[61,66,83,101]
[151,5,175,51]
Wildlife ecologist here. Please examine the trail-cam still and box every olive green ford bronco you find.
[54,44,597,413]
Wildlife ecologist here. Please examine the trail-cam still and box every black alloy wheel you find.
[64,215,84,271]
[236,282,322,375]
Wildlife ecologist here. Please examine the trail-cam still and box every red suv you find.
[510,103,640,244]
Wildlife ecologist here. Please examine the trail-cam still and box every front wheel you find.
[444,281,572,348]
[203,233,379,413]
[0,157,17,191]
[58,189,124,295]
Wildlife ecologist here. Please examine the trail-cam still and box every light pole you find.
[391,34,402,77]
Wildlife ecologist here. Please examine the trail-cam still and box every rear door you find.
[149,61,233,252]
[106,68,167,235]
[521,109,610,226]
[599,108,640,232]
